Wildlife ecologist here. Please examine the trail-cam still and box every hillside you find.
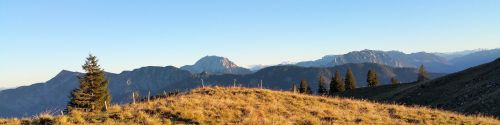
[341,58,500,117]
[1,87,498,125]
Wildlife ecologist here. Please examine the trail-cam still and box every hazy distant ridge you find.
[296,49,500,73]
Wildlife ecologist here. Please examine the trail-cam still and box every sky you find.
[1,0,500,88]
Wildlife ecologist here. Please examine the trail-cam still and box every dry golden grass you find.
[1,87,499,125]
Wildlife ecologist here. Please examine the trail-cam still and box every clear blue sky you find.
[1,0,499,88]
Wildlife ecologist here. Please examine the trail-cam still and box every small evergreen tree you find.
[391,77,399,85]
[299,80,307,94]
[299,80,311,94]
[417,64,429,82]
[367,69,379,87]
[344,68,357,90]
[67,54,111,112]
[329,70,345,95]
[317,76,328,95]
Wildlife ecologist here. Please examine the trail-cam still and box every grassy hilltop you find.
[1,87,499,125]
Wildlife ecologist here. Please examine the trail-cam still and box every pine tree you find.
[344,68,357,90]
[367,69,379,87]
[317,76,328,96]
[299,80,311,94]
[417,64,429,82]
[329,70,345,95]
[67,54,111,112]
[291,83,298,93]
[391,77,399,85]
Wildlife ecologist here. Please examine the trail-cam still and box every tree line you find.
[292,65,429,95]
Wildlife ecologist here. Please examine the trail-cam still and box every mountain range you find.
[0,63,442,118]
[295,49,500,73]
[122,49,500,75]
[341,58,500,117]
[1,48,499,118]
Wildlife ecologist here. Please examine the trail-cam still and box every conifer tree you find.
[329,70,345,95]
[417,64,429,82]
[391,77,399,85]
[367,69,379,87]
[344,68,357,90]
[299,80,311,94]
[67,54,111,112]
[317,76,328,95]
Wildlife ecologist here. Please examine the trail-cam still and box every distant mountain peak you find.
[247,64,270,71]
[54,70,79,78]
[198,56,239,68]
[59,69,76,74]
[181,55,252,75]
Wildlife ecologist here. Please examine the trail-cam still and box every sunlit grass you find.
[1,87,498,124]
